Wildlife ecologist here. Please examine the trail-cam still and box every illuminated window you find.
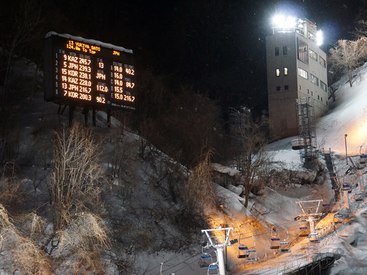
[283,46,287,55]
[275,68,280,77]
[309,49,318,61]
[284,85,289,90]
[310,74,319,85]
[284,67,288,76]
[297,39,308,63]
[276,86,281,91]
[319,56,326,67]
[275,47,279,56]
[308,32,315,42]
[298,68,308,79]
[320,80,327,92]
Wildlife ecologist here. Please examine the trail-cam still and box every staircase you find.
[323,152,340,201]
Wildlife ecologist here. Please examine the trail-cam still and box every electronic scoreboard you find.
[44,31,136,110]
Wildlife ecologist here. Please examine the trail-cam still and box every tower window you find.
[319,56,326,67]
[298,68,308,79]
[310,74,319,86]
[309,49,318,61]
[283,46,287,55]
[276,86,281,91]
[297,38,308,63]
[275,68,280,77]
[284,85,289,90]
[284,68,288,76]
[275,47,279,56]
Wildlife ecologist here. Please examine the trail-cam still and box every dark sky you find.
[46,0,366,115]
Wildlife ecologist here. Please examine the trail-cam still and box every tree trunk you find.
[244,186,251,208]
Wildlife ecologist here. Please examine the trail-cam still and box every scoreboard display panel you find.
[44,32,136,110]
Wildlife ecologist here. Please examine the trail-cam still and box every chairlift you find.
[270,226,280,249]
[247,236,257,262]
[246,249,258,262]
[200,253,212,268]
[299,224,310,237]
[334,214,343,224]
[280,230,290,253]
[342,184,351,193]
[237,234,249,259]
[207,262,219,275]
[200,234,213,268]
[322,204,330,213]
[355,192,364,201]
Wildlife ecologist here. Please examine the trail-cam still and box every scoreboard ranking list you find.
[44,32,136,110]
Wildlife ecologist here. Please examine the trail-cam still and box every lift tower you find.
[296,97,317,163]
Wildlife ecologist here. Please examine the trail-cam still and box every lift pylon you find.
[296,200,324,242]
[201,226,237,275]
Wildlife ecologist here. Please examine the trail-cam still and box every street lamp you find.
[345,134,348,165]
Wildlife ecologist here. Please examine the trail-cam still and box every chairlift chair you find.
[200,234,213,268]
[237,234,249,259]
[299,223,310,237]
[355,192,364,201]
[280,230,290,252]
[270,226,280,249]
[246,249,257,262]
[246,236,257,262]
[334,214,343,224]
[322,204,331,213]
[342,184,351,193]
[200,253,212,268]
[207,262,219,275]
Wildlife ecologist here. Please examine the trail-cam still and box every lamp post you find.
[345,134,348,165]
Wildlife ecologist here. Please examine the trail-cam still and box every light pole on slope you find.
[345,134,348,165]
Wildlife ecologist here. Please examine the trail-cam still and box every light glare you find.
[316,30,323,46]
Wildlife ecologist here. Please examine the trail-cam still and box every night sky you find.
[3,0,367,116]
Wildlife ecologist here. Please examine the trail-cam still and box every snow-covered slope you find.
[317,63,367,155]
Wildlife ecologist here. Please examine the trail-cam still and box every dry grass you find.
[50,122,104,230]
[0,205,50,274]
[57,212,110,273]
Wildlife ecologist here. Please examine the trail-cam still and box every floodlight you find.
[272,15,285,27]
[316,30,323,46]
[286,16,296,27]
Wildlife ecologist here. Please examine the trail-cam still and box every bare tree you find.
[184,149,217,214]
[50,122,104,230]
[0,0,44,102]
[231,107,272,208]
[328,39,367,87]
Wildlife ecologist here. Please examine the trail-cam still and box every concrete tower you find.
[266,16,328,139]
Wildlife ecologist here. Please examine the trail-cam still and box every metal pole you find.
[216,247,226,275]
[345,134,348,165]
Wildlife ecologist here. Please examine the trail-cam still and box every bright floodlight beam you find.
[272,15,297,29]
[272,15,285,27]
[316,30,323,46]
